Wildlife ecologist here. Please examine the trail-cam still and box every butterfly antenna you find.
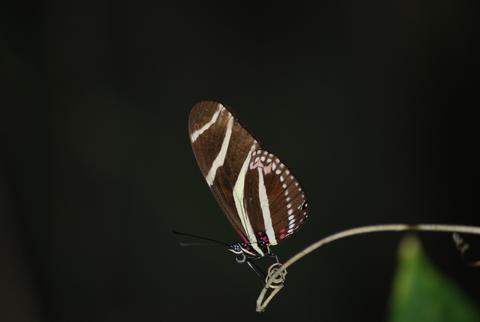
[172,230,230,247]
[179,242,224,247]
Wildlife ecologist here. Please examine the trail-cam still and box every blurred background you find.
[1,0,479,321]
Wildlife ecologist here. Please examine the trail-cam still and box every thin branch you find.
[256,223,480,312]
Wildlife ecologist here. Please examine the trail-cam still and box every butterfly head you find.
[228,243,243,255]
[228,242,267,261]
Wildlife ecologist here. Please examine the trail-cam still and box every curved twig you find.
[256,223,480,312]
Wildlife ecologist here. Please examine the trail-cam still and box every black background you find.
[1,1,479,321]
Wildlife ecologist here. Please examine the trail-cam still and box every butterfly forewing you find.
[189,101,309,249]
[189,102,255,244]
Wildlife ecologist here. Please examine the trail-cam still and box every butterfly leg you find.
[263,245,280,263]
[265,252,280,264]
[246,259,266,282]
[273,254,280,263]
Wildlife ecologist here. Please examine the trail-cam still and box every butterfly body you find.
[228,241,272,263]
[188,101,309,265]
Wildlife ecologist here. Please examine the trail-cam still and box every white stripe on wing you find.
[205,115,234,186]
[257,167,277,245]
[190,104,224,143]
[233,144,264,256]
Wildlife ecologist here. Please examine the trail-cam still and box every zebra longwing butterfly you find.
[188,101,309,264]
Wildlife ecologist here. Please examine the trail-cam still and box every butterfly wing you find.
[189,101,255,245]
[243,149,309,245]
[189,101,309,251]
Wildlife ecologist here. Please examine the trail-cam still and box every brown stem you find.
[256,223,480,312]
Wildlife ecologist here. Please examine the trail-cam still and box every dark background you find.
[1,1,479,321]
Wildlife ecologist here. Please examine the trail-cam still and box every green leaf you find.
[388,236,480,322]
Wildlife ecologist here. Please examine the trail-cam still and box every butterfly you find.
[177,101,309,278]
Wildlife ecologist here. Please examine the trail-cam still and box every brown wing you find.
[188,101,309,248]
[243,149,309,245]
[189,101,256,244]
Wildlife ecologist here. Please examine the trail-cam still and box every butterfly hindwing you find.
[244,149,309,245]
